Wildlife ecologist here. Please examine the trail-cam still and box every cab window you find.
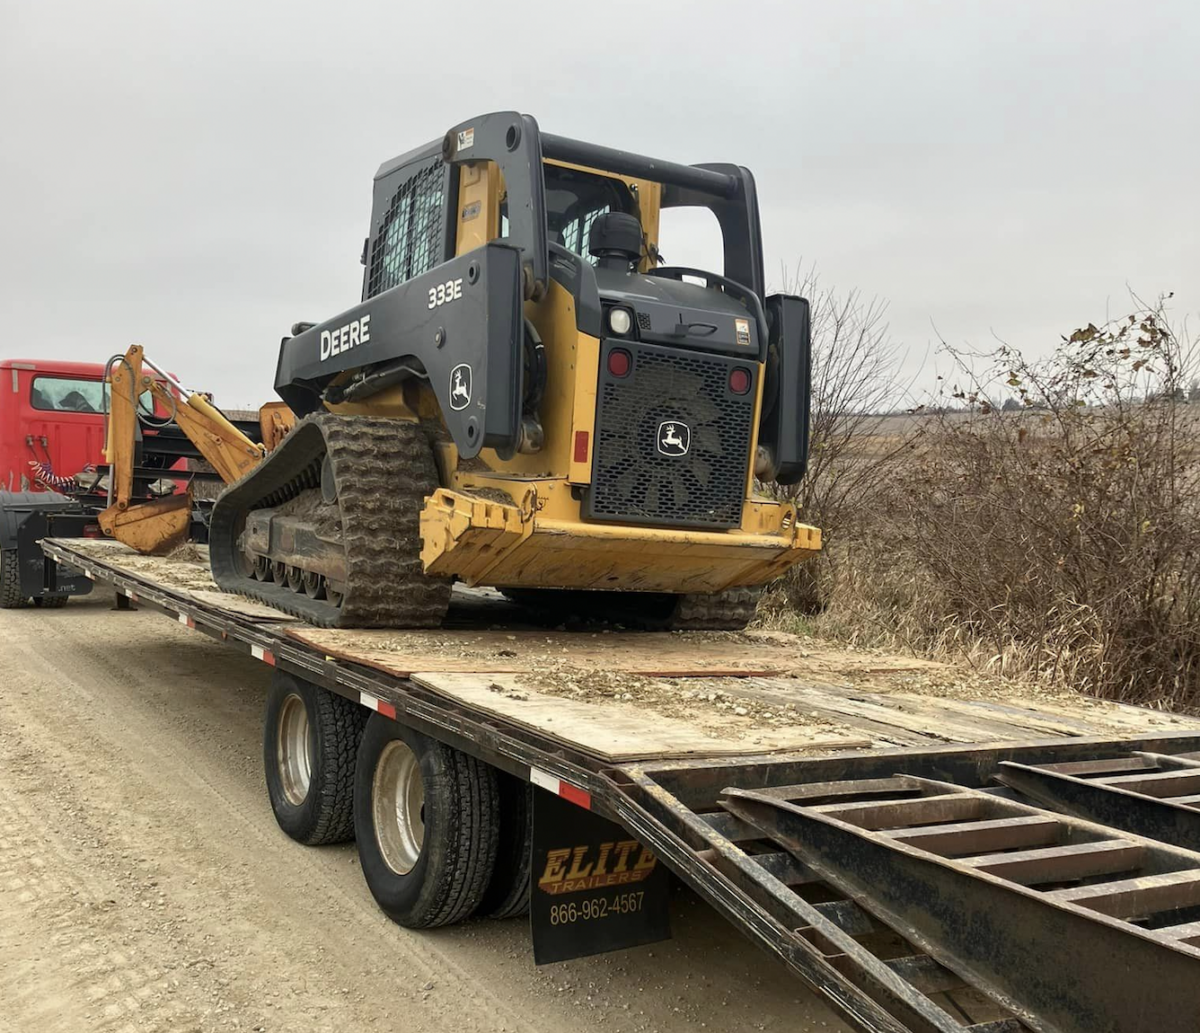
[31,376,105,413]
[541,166,638,263]
[31,375,154,415]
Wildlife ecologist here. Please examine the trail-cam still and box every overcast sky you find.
[2,0,1196,407]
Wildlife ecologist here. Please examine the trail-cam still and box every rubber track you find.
[0,551,24,609]
[210,414,451,627]
[306,689,367,845]
[666,586,762,631]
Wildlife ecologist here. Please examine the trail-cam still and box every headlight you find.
[608,308,633,336]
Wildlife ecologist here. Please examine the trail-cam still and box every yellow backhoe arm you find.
[99,345,274,555]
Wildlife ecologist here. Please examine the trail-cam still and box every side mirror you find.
[758,294,811,485]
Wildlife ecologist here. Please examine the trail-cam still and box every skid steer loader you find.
[210,112,820,630]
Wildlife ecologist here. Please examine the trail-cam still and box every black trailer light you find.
[608,307,633,336]
[729,367,751,395]
[607,348,632,378]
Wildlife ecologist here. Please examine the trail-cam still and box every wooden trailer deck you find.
[46,538,1198,766]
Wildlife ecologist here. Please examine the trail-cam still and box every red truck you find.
[0,357,258,607]
[0,358,110,493]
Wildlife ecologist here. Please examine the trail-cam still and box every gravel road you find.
[0,592,849,1033]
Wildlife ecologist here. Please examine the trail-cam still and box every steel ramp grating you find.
[720,773,1200,1033]
[997,748,1200,855]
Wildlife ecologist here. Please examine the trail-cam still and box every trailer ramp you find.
[997,749,1200,854]
[617,736,1200,1033]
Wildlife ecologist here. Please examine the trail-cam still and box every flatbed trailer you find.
[39,537,1200,1033]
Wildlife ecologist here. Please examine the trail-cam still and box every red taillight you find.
[729,367,751,395]
[82,524,102,539]
[607,348,632,377]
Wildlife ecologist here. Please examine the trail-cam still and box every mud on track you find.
[0,593,849,1033]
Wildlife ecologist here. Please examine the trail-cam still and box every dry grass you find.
[767,297,1200,713]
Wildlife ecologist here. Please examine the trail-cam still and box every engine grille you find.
[585,342,755,529]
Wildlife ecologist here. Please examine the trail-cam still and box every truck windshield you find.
[31,375,154,415]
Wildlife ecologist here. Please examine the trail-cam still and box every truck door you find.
[24,373,109,490]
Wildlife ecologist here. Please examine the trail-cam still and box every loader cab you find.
[345,116,810,495]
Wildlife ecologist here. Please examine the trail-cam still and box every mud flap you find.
[530,788,671,964]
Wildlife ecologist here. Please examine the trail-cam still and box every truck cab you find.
[0,359,110,492]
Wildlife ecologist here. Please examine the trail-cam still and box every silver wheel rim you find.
[277,693,312,806]
[372,740,424,875]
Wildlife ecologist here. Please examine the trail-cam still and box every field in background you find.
[766,295,1200,714]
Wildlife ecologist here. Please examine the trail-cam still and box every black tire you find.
[263,671,365,846]
[354,713,499,929]
[32,595,68,609]
[1,550,26,609]
[477,772,532,919]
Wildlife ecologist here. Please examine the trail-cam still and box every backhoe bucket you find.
[98,491,193,556]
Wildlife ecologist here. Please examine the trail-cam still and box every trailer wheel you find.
[477,771,532,919]
[263,672,365,846]
[33,596,68,609]
[1,550,25,609]
[354,714,499,928]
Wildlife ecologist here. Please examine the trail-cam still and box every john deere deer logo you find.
[449,363,472,411]
[656,420,690,457]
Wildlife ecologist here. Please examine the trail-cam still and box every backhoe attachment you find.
[99,345,274,555]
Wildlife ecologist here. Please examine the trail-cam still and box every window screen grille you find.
[366,162,445,298]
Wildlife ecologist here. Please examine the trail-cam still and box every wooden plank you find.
[188,590,301,622]
[732,681,935,746]
[1047,870,1200,918]
[962,841,1146,885]
[288,627,833,678]
[888,816,1061,855]
[409,672,870,763]
[745,681,993,744]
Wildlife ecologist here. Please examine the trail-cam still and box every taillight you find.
[729,367,751,395]
[82,524,102,539]
[607,348,632,378]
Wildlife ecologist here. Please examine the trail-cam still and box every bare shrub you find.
[820,295,1200,709]
[765,266,915,614]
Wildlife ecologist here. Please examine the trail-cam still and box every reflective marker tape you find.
[177,613,195,629]
[250,644,276,666]
[530,767,592,810]
[359,691,397,720]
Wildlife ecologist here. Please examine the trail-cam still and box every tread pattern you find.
[423,744,500,928]
[32,595,68,609]
[0,551,25,609]
[210,414,451,627]
[478,774,532,919]
[306,689,367,845]
[665,585,762,630]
